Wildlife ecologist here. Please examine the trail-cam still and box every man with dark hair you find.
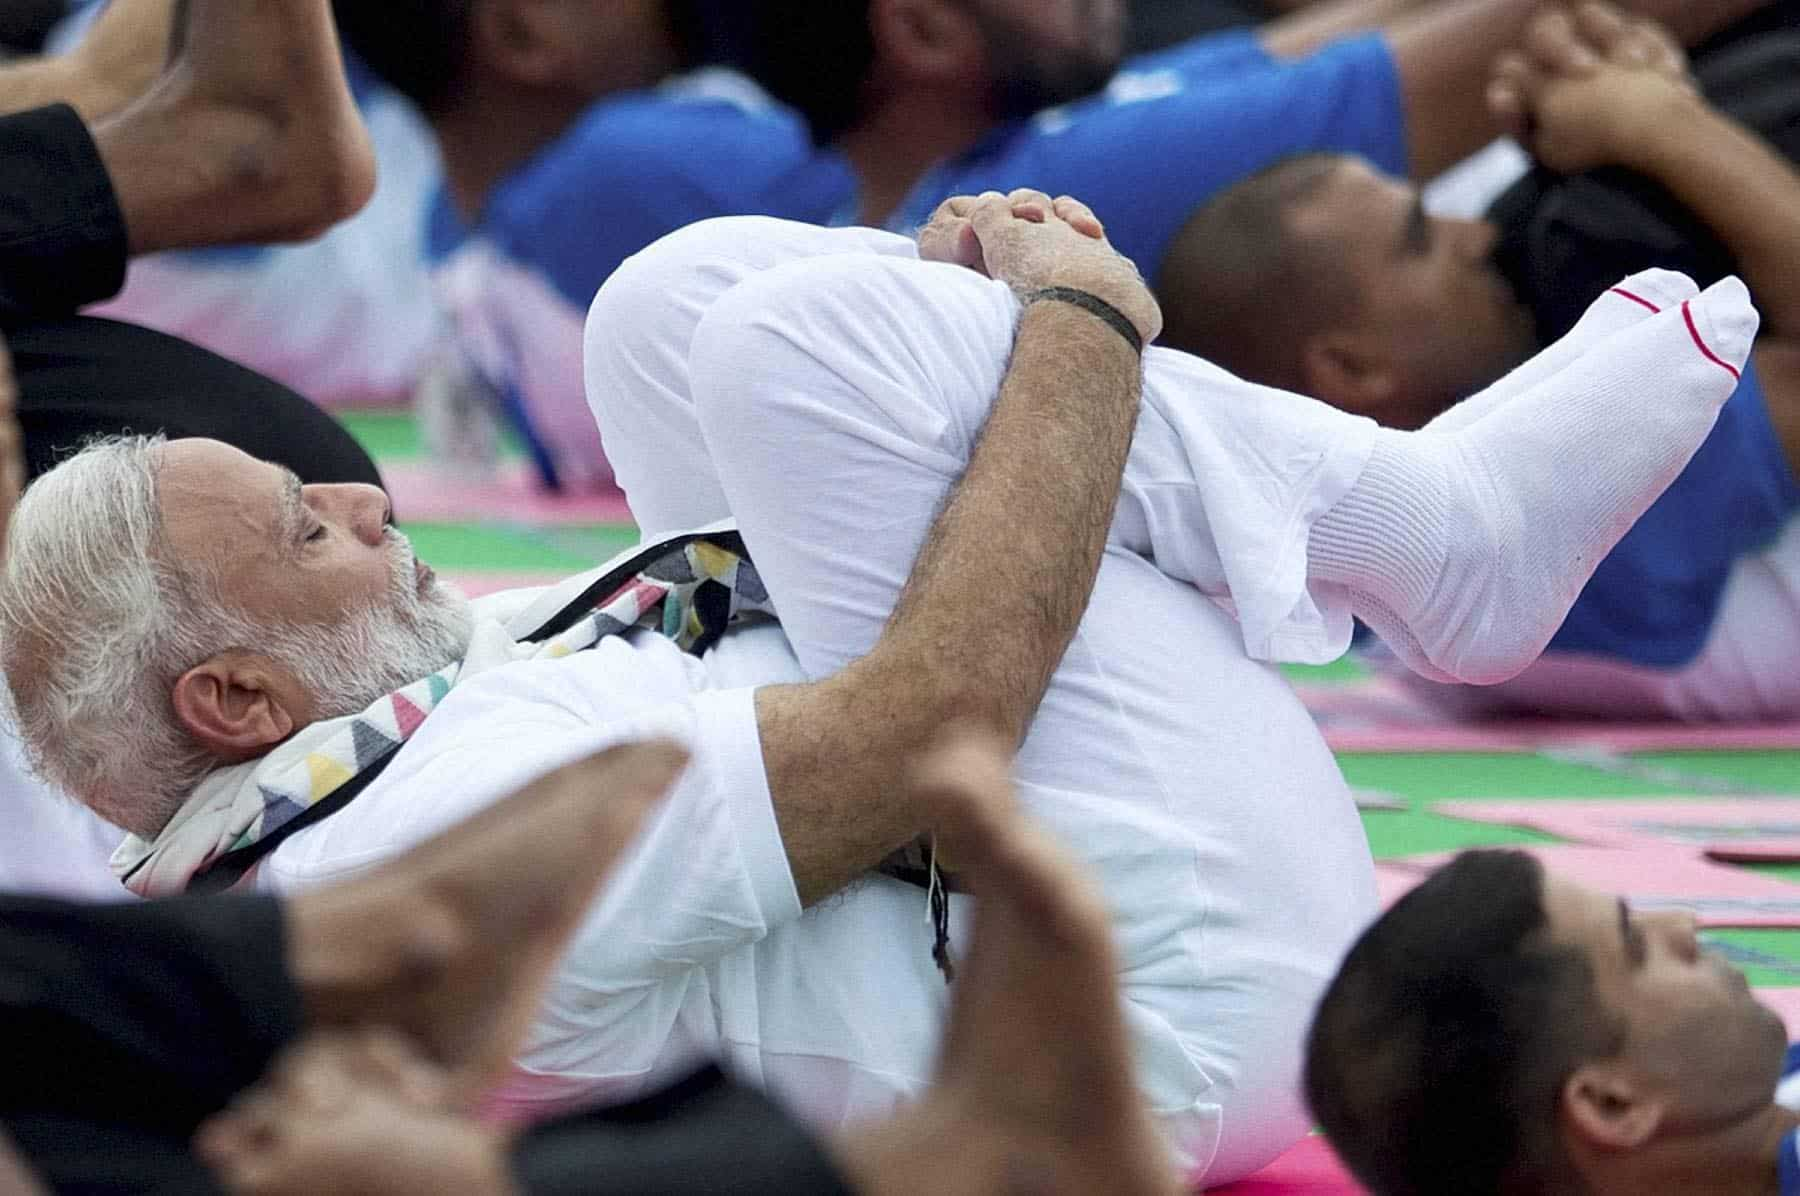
[1162,2,1800,720]
[1308,848,1794,1195]
[329,0,851,489]
[734,0,1767,288]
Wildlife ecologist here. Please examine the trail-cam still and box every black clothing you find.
[0,895,299,1196]
[511,1066,855,1196]
[0,896,856,1195]
[13,315,384,488]
[1489,24,1800,345]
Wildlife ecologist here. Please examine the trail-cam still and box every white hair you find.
[0,436,472,838]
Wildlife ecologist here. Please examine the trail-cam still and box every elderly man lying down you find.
[0,194,1755,1185]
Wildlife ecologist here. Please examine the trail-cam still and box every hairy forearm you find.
[879,302,1140,736]
[761,301,1142,905]
[1388,0,1772,182]
[1621,94,1800,340]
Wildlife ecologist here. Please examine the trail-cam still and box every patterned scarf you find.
[114,526,770,897]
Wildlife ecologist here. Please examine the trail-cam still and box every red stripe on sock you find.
[1608,286,1661,314]
[1682,299,1741,381]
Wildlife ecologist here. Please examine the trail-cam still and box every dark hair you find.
[1305,850,1624,1196]
[331,0,476,115]
[1155,152,1357,391]
[736,0,875,145]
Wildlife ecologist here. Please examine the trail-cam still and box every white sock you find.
[1425,268,1700,434]
[1311,275,1758,684]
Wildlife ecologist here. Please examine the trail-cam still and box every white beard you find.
[270,530,475,718]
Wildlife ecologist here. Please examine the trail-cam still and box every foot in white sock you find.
[1312,275,1757,684]
[1426,268,1700,434]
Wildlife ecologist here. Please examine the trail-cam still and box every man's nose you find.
[307,482,392,546]
[1651,909,1701,963]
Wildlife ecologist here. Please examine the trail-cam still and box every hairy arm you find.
[1261,0,1772,181]
[757,193,1155,906]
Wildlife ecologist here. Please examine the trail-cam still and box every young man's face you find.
[1541,872,1789,1127]
[1293,158,1537,425]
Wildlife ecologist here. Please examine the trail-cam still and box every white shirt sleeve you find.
[266,644,800,1004]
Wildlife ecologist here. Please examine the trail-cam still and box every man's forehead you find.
[1291,160,1408,234]
[1540,873,1625,955]
[154,439,293,552]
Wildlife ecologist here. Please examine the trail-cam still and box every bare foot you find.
[195,1029,516,1196]
[833,731,1181,1196]
[287,740,687,1105]
[91,0,376,254]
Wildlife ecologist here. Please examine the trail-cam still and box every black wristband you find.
[1025,286,1144,354]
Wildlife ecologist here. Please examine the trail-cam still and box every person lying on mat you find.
[188,734,1177,1196]
[1165,2,1800,722]
[1307,848,1800,1196]
[732,0,1766,309]
[328,0,852,491]
[2,733,1180,1196]
[1,190,1754,1184]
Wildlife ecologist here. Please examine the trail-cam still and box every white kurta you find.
[267,217,1384,1186]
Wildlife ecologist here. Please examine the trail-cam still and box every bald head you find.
[1155,152,1359,395]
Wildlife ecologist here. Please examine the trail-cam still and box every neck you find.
[1591,1104,1800,1196]
[433,86,591,223]
[840,86,997,227]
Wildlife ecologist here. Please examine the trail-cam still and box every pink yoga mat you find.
[1211,1136,1364,1194]
[1295,674,1800,753]
[1376,845,1800,926]
[385,460,634,525]
[1440,798,1800,863]
[1758,987,1800,1036]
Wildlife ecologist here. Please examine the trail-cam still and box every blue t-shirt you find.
[1550,361,1800,667]
[428,70,854,488]
[883,32,1407,283]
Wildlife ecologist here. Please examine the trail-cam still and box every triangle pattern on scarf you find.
[306,753,356,801]
[351,719,401,770]
[254,791,309,841]
[391,692,429,738]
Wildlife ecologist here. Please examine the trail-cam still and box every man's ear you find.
[469,0,575,90]
[1562,1062,1665,1152]
[171,652,302,760]
[871,0,983,80]
[1300,330,1399,419]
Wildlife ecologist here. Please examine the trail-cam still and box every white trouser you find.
[586,217,1379,1182]
[1392,514,1800,722]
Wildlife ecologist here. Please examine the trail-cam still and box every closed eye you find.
[305,524,327,543]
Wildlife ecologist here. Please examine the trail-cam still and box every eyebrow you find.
[276,468,308,547]
[1618,898,1647,969]
[1393,193,1431,259]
